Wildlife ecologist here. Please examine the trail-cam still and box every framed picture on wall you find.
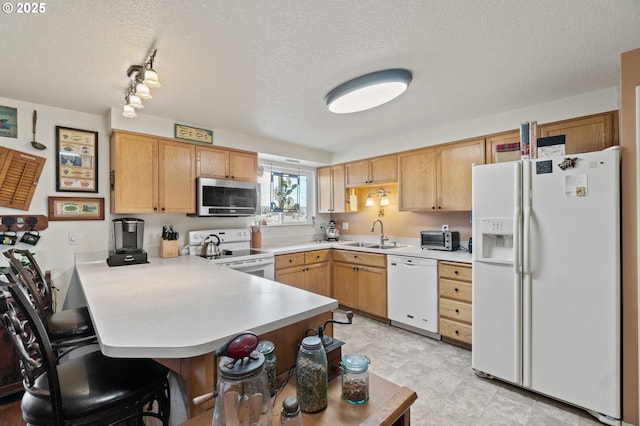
[56,126,98,192]
[0,105,18,138]
[48,197,104,221]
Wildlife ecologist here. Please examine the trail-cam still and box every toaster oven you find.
[420,230,460,251]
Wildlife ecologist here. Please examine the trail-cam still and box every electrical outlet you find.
[342,222,349,230]
[442,224,449,232]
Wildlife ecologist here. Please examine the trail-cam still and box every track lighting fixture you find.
[122,49,161,118]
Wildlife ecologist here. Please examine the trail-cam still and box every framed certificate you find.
[56,126,98,192]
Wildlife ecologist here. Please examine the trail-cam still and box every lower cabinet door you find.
[333,263,357,307]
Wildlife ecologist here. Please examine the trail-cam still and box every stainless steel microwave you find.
[420,230,460,251]
[195,177,259,216]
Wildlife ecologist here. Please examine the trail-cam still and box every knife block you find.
[160,240,178,258]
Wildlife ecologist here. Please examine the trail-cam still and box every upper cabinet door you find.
[369,154,398,184]
[538,111,618,155]
[485,130,520,164]
[345,155,398,187]
[158,139,195,214]
[398,148,437,211]
[196,146,227,179]
[110,132,159,214]
[344,160,369,187]
[437,138,485,211]
[196,146,257,181]
[228,150,258,182]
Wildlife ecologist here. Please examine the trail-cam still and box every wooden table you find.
[181,372,417,426]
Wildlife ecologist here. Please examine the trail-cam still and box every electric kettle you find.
[200,234,221,259]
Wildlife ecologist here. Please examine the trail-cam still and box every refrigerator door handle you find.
[521,160,532,388]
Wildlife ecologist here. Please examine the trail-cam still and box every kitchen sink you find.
[342,241,406,249]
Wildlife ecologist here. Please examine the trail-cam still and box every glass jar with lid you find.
[212,350,272,426]
[341,353,369,404]
[256,339,277,396]
[296,336,328,413]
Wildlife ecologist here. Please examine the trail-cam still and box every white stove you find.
[187,228,274,280]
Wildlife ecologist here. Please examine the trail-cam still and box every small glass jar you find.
[256,340,277,396]
[341,353,369,404]
[296,336,328,413]
[279,396,304,425]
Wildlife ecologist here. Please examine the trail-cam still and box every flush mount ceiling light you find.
[325,68,412,114]
[123,49,161,118]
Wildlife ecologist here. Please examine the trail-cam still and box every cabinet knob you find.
[438,206,442,210]
[153,207,158,211]
[455,330,460,335]
[432,206,436,210]
[316,255,320,259]
[454,270,459,275]
[455,309,460,313]
[454,288,459,292]
[288,259,293,263]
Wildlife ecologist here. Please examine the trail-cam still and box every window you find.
[257,163,315,225]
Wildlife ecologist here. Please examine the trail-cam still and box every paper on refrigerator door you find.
[564,174,587,197]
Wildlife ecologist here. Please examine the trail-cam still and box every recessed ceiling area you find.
[2,1,639,163]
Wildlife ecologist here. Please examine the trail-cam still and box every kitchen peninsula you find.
[74,254,338,418]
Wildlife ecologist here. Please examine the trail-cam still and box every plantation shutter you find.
[0,147,46,210]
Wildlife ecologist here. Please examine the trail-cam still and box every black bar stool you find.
[2,249,96,358]
[0,283,171,425]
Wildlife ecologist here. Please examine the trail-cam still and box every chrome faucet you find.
[370,219,389,246]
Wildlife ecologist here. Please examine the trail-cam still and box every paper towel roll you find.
[349,194,358,211]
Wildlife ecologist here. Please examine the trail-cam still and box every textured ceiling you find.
[2,1,640,160]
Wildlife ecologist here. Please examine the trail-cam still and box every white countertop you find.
[261,240,472,263]
[75,255,338,358]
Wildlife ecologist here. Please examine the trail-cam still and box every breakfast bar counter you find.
[74,254,339,418]
[75,254,337,358]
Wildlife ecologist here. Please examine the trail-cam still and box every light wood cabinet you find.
[398,138,484,211]
[275,249,331,297]
[196,146,257,182]
[485,130,520,164]
[332,249,387,318]
[437,138,485,211]
[538,111,618,155]
[317,164,346,213]
[110,131,196,214]
[345,154,398,187]
[438,261,472,347]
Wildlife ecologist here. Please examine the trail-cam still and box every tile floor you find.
[332,310,603,426]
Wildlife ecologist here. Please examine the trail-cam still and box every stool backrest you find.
[2,249,53,320]
[0,283,62,420]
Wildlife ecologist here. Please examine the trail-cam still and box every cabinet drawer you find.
[439,279,472,303]
[439,318,472,344]
[439,261,472,282]
[304,249,330,264]
[439,298,472,323]
[275,253,305,269]
[332,249,386,268]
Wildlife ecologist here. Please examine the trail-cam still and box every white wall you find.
[0,98,110,304]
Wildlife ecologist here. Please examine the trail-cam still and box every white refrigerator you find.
[471,147,620,423]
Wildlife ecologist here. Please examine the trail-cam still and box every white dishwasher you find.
[387,255,439,339]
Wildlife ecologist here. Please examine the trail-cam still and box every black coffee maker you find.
[107,218,148,266]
